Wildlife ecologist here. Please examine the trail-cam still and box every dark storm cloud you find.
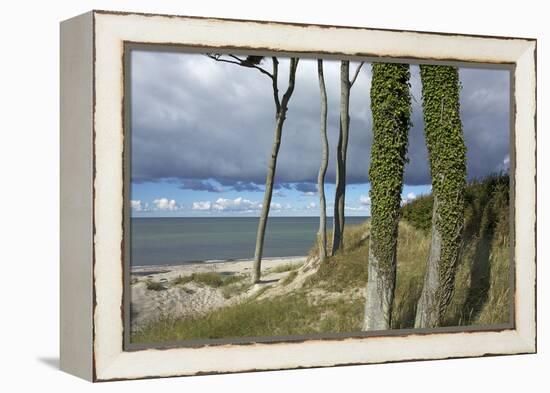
[218,179,263,192]
[294,182,318,193]
[274,183,293,190]
[131,51,510,187]
[178,179,223,193]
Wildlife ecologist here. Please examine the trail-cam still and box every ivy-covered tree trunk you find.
[363,63,411,331]
[317,60,329,262]
[414,65,466,328]
[331,60,350,255]
[252,58,300,283]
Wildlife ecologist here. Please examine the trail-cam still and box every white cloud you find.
[153,198,178,211]
[191,197,291,213]
[401,192,418,206]
[359,195,371,206]
[131,200,143,211]
[406,192,417,201]
[306,202,317,209]
[498,154,510,172]
[302,191,316,196]
[212,197,260,212]
[192,201,212,211]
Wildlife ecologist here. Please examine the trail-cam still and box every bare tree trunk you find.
[317,60,329,262]
[331,61,351,254]
[252,58,299,283]
[363,245,397,330]
[414,196,443,327]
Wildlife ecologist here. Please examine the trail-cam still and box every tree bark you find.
[363,63,411,331]
[414,196,443,327]
[252,58,299,283]
[363,245,397,330]
[317,60,329,262]
[331,61,351,254]
[414,65,466,327]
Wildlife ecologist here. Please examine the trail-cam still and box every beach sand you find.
[130,256,308,332]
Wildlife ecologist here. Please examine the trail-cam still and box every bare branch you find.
[205,53,244,66]
[205,53,274,79]
[350,61,365,87]
[272,57,280,112]
[227,54,246,63]
[280,58,299,111]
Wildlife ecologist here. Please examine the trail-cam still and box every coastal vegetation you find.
[131,174,510,343]
[170,272,246,288]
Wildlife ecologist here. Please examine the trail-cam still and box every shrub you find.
[146,280,166,291]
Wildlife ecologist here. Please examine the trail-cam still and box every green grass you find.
[394,174,511,327]
[133,175,511,343]
[221,280,253,299]
[171,272,246,288]
[304,220,370,292]
[171,275,194,286]
[131,291,363,343]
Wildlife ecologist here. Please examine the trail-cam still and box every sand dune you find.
[130,256,307,332]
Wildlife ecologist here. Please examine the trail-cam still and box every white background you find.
[0,0,546,391]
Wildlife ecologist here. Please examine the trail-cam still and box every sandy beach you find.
[130,256,308,332]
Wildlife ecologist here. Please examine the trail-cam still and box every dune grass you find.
[304,220,370,292]
[281,270,299,286]
[221,279,253,299]
[132,290,363,343]
[171,272,246,288]
[132,175,511,343]
[145,280,167,291]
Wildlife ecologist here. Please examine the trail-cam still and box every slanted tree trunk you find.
[331,60,363,255]
[252,58,299,283]
[206,54,300,284]
[317,60,329,262]
[363,63,411,331]
[414,65,466,328]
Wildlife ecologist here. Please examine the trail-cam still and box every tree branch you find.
[350,61,365,87]
[206,54,293,116]
[205,53,274,80]
[279,58,299,112]
[205,53,244,67]
[272,57,281,113]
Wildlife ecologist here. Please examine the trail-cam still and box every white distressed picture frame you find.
[60,10,536,382]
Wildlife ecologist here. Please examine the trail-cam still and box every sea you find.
[131,216,369,266]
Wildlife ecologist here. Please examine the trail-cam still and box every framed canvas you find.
[60,10,537,382]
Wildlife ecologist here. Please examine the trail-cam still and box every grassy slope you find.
[132,175,511,344]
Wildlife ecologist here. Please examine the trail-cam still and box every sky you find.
[130,50,510,218]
